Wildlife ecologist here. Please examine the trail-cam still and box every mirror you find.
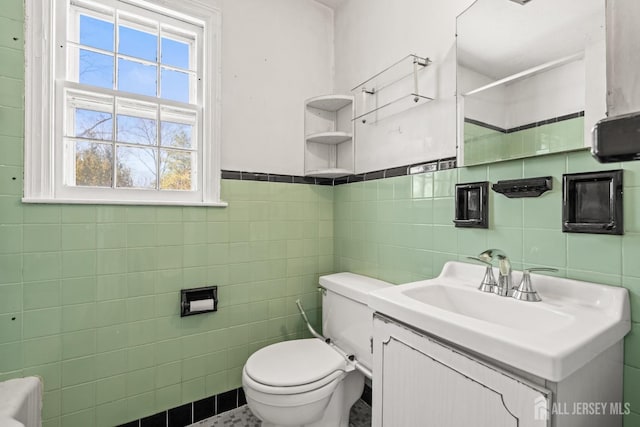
[456,0,606,166]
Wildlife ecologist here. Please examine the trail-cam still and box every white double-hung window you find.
[24,0,223,205]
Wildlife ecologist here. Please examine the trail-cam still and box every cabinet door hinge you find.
[370,337,373,353]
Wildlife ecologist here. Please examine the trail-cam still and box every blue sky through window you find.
[79,15,113,51]
[161,121,193,148]
[118,58,157,97]
[117,115,157,145]
[161,38,189,69]
[74,11,196,191]
[75,109,113,140]
[119,26,157,62]
[79,50,114,89]
[161,69,189,103]
[78,14,191,101]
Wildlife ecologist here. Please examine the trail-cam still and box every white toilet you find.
[242,272,391,427]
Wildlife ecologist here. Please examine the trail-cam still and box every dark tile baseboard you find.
[118,387,247,427]
[119,383,369,427]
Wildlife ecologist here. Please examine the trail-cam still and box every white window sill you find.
[22,197,228,207]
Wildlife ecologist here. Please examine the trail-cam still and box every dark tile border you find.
[221,157,456,187]
[118,387,245,427]
[140,412,166,427]
[119,384,373,427]
[465,110,585,135]
[193,396,215,423]
[464,117,506,133]
[168,404,192,427]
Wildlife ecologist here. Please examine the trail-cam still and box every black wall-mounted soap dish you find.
[562,170,623,235]
[453,181,488,228]
[491,176,552,198]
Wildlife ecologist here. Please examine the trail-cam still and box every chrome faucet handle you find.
[466,256,497,292]
[477,249,512,296]
[512,267,558,302]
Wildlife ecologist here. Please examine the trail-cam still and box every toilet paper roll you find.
[189,299,214,312]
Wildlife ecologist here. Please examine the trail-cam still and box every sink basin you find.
[368,261,630,381]
[402,285,573,331]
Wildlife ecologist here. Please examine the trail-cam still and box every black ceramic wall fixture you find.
[491,176,552,198]
[592,111,640,162]
[453,181,489,228]
[562,170,623,235]
[180,286,218,317]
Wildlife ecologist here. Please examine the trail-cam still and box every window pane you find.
[161,121,192,148]
[161,37,189,69]
[118,59,157,97]
[75,108,113,140]
[75,141,113,187]
[118,25,157,62]
[161,68,189,103]
[116,145,157,189]
[117,115,157,145]
[79,50,114,89]
[160,150,193,190]
[80,15,114,51]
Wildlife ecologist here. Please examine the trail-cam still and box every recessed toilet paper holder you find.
[180,286,218,317]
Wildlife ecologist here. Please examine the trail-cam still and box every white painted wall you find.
[220,0,334,175]
[334,0,473,173]
[218,0,622,175]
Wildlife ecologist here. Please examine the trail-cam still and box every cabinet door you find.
[372,316,551,427]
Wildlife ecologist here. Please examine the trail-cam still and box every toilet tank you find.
[319,273,392,370]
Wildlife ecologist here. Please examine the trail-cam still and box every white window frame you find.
[24,0,226,206]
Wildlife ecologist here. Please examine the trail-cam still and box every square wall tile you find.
[23,307,61,339]
[0,283,21,313]
[23,336,62,367]
[22,252,61,283]
[62,382,95,415]
[567,234,621,275]
[523,229,567,268]
[62,356,96,387]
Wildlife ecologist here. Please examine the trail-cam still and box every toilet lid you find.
[244,339,346,387]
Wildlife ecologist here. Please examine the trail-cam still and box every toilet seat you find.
[243,338,347,395]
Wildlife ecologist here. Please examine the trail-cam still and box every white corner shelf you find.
[306,131,353,145]
[304,168,353,178]
[306,95,353,112]
[304,94,355,178]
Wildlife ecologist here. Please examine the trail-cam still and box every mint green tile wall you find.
[0,179,332,427]
[0,3,331,425]
[334,149,640,423]
[1,179,332,427]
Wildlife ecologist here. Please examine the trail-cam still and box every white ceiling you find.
[457,0,605,79]
[314,0,347,10]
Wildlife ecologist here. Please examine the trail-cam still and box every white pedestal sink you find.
[368,261,630,381]
[368,261,631,427]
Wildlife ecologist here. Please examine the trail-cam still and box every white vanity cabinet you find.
[372,315,551,427]
[372,314,626,427]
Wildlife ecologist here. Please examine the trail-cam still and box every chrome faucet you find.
[477,249,512,297]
